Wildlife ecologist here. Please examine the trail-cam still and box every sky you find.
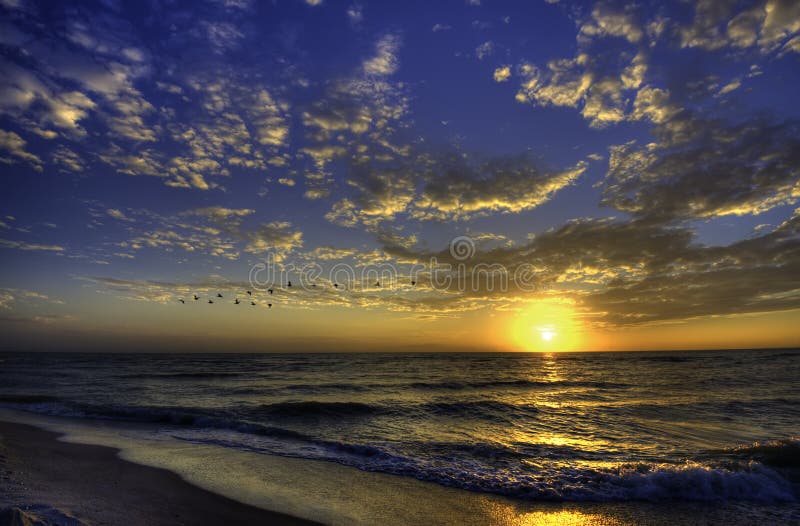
[0,0,799,352]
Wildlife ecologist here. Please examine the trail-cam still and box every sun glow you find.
[508,299,583,352]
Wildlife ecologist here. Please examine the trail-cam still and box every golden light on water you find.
[509,300,583,352]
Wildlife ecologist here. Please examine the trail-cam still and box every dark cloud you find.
[603,115,800,222]
[376,211,800,326]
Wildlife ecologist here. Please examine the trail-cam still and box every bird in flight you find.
[246,290,252,296]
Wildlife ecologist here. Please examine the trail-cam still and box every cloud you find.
[0,58,96,137]
[716,79,742,97]
[244,221,304,259]
[202,21,245,52]
[300,34,411,199]
[0,3,294,191]
[347,4,363,24]
[299,246,358,261]
[579,2,643,43]
[51,146,84,172]
[493,66,511,82]
[602,116,800,221]
[515,48,652,129]
[0,288,64,310]
[106,208,132,221]
[183,206,255,234]
[363,34,401,76]
[326,152,587,227]
[0,239,64,251]
[578,214,800,325]
[679,0,800,55]
[0,129,43,170]
[475,41,494,60]
[374,210,800,326]
[412,156,588,220]
[109,206,304,262]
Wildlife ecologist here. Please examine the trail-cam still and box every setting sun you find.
[509,300,583,352]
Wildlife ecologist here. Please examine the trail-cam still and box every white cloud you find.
[475,41,494,60]
[363,34,401,76]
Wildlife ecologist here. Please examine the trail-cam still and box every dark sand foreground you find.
[0,421,317,526]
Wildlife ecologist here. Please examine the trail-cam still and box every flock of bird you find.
[178,289,271,308]
[177,279,417,309]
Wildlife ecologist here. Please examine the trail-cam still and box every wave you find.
[413,400,540,422]
[171,429,797,503]
[404,379,629,390]
[113,372,246,379]
[0,394,59,404]
[635,356,697,363]
[242,399,543,422]
[250,401,378,418]
[1,394,795,503]
[716,438,800,469]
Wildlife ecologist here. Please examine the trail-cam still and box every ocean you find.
[1,350,799,520]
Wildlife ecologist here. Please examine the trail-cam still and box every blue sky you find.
[1,0,799,351]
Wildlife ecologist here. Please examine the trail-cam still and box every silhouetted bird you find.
[268,289,273,295]
[268,303,272,308]
[246,290,251,296]
[250,301,256,306]
[208,299,214,304]
[334,283,338,288]
[217,293,223,298]
[193,294,199,301]
[179,299,185,304]
[411,280,416,286]
[375,281,380,287]
[287,281,292,287]
[234,298,240,305]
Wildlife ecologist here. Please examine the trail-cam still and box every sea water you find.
[1,350,798,508]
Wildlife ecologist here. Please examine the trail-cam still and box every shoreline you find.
[1,411,798,525]
[0,420,318,526]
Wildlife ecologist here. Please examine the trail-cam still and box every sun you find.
[540,329,556,342]
[507,299,582,352]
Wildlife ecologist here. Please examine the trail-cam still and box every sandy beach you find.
[0,421,317,526]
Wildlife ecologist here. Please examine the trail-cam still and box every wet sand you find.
[0,421,317,526]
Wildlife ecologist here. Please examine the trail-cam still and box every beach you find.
[0,410,797,525]
[0,420,315,526]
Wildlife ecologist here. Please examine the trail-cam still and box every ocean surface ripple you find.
[1,350,798,502]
